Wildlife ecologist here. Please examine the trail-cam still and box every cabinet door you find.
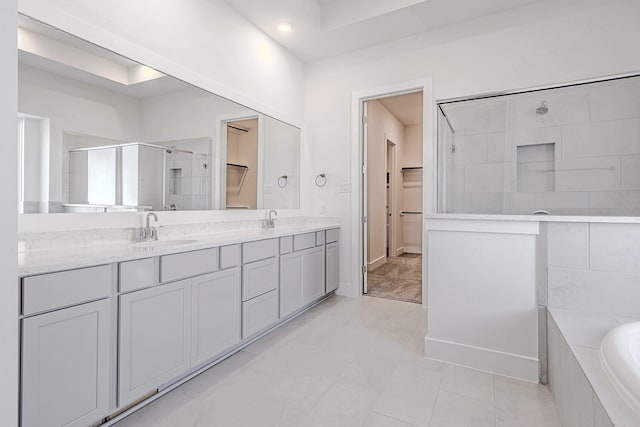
[21,299,111,427]
[280,251,305,318]
[191,268,241,367]
[118,280,191,407]
[326,242,339,293]
[303,246,325,304]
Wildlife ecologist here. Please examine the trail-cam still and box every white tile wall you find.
[442,77,640,216]
[547,222,640,318]
[589,78,640,122]
[555,156,620,192]
[510,90,590,130]
[547,222,590,269]
[562,119,640,159]
[453,134,488,164]
[590,223,640,273]
[464,163,507,193]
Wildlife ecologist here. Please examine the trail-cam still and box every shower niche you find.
[516,143,556,193]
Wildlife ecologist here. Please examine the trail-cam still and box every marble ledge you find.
[426,213,640,224]
[18,222,340,277]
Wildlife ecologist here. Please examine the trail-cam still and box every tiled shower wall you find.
[546,221,640,318]
[441,77,640,216]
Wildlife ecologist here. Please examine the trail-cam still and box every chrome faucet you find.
[138,212,159,241]
[263,209,277,229]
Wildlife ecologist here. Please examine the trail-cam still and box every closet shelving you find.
[401,166,422,188]
[226,163,249,193]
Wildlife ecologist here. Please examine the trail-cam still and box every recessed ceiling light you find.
[276,21,293,33]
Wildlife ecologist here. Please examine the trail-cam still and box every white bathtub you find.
[600,321,640,416]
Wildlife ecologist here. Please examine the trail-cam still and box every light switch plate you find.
[339,183,351,193]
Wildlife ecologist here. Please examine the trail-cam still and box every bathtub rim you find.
[599,321,640,418]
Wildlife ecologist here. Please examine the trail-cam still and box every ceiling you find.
[379,91,423,126]
[224,0,543,62]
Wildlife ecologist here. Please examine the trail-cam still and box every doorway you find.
[362,91,424,304]
[224,118,258,209]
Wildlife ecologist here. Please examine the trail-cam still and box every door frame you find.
[350,78,434,306]
[386,137,396,259]
[216,111,262,210]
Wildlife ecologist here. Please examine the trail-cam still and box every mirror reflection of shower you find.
[163,137,211,211]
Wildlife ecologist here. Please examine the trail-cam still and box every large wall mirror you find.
[17,15,300,214]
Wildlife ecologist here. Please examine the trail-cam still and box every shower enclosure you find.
[437,74,640,216]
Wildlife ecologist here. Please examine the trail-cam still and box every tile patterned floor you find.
[114,296,561,427]
[367,254,422,304]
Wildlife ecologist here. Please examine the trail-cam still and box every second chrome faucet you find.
[263,209,277,229]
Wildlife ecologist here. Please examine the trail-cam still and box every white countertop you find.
[425,213,640,224]
[18,223,339,277]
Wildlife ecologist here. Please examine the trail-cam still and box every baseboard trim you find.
[336,282,357,297]
[368,256,386,271]
[403,246,422,254]
[424,336,539,383]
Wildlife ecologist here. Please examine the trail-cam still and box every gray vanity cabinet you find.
[326,229,340,293]
[191,268,241,367]
[280,250,304,317]
[279,240,325,318]
[21,299,111,427]
[303,246,325,303]
[326,242,339,293]
[118,279,191,407]
[240,239,280,338]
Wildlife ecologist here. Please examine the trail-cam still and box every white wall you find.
[262,116,301,210]
[1,0,19,425]
[18,0,305,127]
[401,124,423,253]
[303,0,640,295]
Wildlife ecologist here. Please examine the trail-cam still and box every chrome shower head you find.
[536,101,549,115]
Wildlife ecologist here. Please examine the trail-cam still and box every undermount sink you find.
[132,239,198,251]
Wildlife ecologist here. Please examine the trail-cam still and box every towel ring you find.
[315,173,327,187]
[277,175,288,188]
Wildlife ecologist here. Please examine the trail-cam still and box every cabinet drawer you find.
[315,231,325,246]
[242,290,279,338]
[326,228,339,243]
[220,244,241,269]
[242,239,278,264]
[242,257,278,301]
[280,236,293,255]
[22,265,112,316]
[293,233,315,252]
[160,248,219,283]
[119,258,155,293]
